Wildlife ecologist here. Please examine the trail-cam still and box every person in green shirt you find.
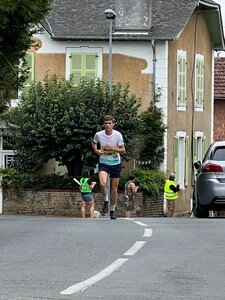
[79,171,96,218]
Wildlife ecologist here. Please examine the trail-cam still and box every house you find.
[25,0,224,215]
[214,56,225,141]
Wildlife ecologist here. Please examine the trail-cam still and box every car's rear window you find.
[211,147,225,161]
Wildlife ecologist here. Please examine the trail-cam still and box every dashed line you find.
[123,241,146,256]
[143,228,153,237]
[61,258,128,295]
[60,219,153,295]
[134,220,149,227]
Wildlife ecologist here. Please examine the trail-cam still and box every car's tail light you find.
[202,163,223,172]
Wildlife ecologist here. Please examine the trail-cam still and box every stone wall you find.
[3,190,163,218]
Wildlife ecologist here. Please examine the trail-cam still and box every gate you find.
[0,150,15,213]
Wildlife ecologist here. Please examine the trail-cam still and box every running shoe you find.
[110,210,117,220]
[102,201,109,213]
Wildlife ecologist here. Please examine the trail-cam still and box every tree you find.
[138,106,166,169]
[0,0,51,113]
[7,75,142,176]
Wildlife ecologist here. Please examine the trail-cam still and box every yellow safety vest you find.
[164,180,178,200]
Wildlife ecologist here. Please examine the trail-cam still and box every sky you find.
[215,0,225,57]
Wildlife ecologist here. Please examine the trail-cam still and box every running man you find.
[92,115,125,219]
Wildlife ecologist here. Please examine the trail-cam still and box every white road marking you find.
[143,228,153,237]
[61,258,128,295]
[134,221,149,227]
[123,241,146,256]
[60,219,153,295]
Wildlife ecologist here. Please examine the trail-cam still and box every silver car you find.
[193,141,225,218]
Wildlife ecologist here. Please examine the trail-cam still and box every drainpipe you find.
[151,39,156,107]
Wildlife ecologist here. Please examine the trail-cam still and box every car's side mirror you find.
[193,161,201,170]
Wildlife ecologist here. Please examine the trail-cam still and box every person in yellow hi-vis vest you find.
[164,173,183,217]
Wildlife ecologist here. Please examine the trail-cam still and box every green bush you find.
[1,168,166,197]
[119,168,166,196]
[1,168,80,193]
[134,168,166,196]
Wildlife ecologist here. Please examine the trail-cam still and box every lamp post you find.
[103,9,116,211]
[104,8,116,103]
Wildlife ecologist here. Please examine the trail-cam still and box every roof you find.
[214,56,225,100]
[42,0,225,50]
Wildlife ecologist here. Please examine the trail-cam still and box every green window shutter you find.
[192,137,198,184]
[193,137,198,163]
[202,136,206,159]
[21,52,34,95]
[195,55,204,108]
[25,53,34,84]
[70,53,98,84]
[173,137,179,180]
[185,136,189,187]
[84,53,98,79]
[70,54,83,84]
[177,52,186,108]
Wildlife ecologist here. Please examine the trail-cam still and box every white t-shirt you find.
[93,130,124,165]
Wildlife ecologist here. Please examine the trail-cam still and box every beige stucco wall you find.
[103,53,151,112]
[33,52,151,113]
[35,54,66,81]
[167,9,213,212]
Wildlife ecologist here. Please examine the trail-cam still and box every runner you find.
[92,115,125,219]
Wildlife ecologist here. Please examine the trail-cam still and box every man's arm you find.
[103,143,125,154]
[91,141,104,156]
[169,184,180,192]
[113,144,125,154]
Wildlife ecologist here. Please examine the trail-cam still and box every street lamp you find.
[103,9,116,210]
[104,8,116,103]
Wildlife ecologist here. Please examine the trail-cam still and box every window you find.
[193,132,206,163]
[177,50,187,110]
[21,52,34,95]
[173,132,189,187]
[193,132,206,183]
[195,54,204,110]
[69,53,98,84]
[211,147,225,161]
[66,48,102,84]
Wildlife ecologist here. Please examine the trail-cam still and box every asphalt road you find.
[1,215,225,300]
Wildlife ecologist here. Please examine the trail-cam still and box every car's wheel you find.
[195,201,209,218]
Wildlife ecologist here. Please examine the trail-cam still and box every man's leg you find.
[110,177,119,219]
[99,170,109,213]
[167,200,175,217]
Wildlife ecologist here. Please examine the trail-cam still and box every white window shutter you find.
[173,136,179,180]
[185,136,189,187]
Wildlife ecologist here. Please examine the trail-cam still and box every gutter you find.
[151,39,156,107]
[50,35,173,42]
